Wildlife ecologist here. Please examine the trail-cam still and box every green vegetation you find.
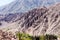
[16,32,57,40]
[16,32,32,40]
[45,34,57,40]
[16,32,22,40]
[39,35,46,40]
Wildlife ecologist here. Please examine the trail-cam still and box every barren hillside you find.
[0,3,60,37]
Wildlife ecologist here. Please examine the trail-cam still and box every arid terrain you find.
[0,3,60,40]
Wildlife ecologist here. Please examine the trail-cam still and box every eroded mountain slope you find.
[0,3,60,36]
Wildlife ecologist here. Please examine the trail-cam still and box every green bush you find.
[16,32,57,40]
[16,32,32,40]
[16,32,22,40]
[39,35,46,40]
[45,34,57,40]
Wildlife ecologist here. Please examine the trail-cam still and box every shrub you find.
[16,32,57,40]
[16,32,22,40]
[45,34,57,40]
[39,35,46,40]
[16,32,32,40]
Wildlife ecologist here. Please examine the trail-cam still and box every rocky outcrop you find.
[0,30,17,40]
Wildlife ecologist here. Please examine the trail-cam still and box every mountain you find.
[0,0,60,40]
[0,0,60,14]
[0,3,60,36]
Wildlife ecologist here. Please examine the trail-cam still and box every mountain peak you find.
[0,0,59,14]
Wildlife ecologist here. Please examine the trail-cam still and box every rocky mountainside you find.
[0,3,60,36]
[0,0,60,14]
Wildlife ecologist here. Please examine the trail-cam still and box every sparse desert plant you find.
[45,34,57,40]
[16,32,22,40]
[39,35,46,40]
[16,32,57,40]
[16,32,32,40]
